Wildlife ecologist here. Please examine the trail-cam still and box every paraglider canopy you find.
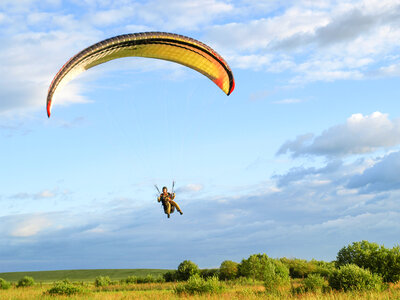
[47,32,235,117]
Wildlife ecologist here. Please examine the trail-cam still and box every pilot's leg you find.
[169,200,183,215]
[166,202,171,218]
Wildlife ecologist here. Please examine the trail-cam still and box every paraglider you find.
[46,31,235,117]
[46,32,235,219]
[156,184,183,218]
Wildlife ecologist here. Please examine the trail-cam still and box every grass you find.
[1,271,400,299]
[0,269,171,283]
[1,281,400,299]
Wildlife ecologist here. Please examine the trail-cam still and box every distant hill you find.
[0,269,172,283]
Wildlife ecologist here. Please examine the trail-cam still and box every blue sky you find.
[1,0,400,272]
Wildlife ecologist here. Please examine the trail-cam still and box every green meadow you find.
[0,269,170,283]
[2,241,400,299]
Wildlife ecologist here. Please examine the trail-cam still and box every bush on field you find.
[0,278,11,290]
[280,258,316,278]
[46,280,86,296]
[336,240,400,282]
[124,275,137,284]
[136,274,164,283]
[311,260,336,278]
[263,260,290,293]
[329,264,383,292]
[280,258,335,279]
[219,260,239,280]
[94,276,112,287]
[239,253,290,287]
[303,274,328,292]
[200,268,219,279]
[17,276,35,287]
[177,260,199,281]
[163,270,178,282]
[174,274,224,295]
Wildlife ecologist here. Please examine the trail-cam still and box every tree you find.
[329,264,383,291]
[336,240,400,282]
[238,253,290,284]
[177,260,199,281]
[219,260,238,280]
[17,276,35,287]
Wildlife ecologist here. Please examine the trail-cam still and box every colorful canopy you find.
[47,32,235,117]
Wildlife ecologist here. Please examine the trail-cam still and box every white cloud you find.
[3,0,399,117]
[2,165,400,270]
[0,13,99,115]
[206,0,400,82]
[278,112,400,157]
[347,151,400,192]
[10,215,52,237]
[0,0,235,116]
[377,61,400,77]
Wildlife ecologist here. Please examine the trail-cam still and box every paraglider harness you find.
[155,182,175,213]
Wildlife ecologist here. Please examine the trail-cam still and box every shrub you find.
[263,261,290,294]
[124,275,137,284]
[46,280,85,296]
[163,270,178,282]
[280,258,335,279]
[200,269,219,279]
[303,274,328,293]
[311,260,336,278]
[174,274,224,295]
[177,260,199,281]
[280,258,316,278]
[136,274,164,283]
[0,278,11,290]
[94,276,112,287]
[336,240,400,282]
[239,253,290,287]
[219,260,239,280]
[329,264,383,292]
[17,276,35,287]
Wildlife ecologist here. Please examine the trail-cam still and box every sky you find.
[1,0,400,272]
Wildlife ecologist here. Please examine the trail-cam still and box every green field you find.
[2,268,400,299]
[0,269,170,283]
[1,280,400,299]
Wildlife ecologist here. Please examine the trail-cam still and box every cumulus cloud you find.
[206,0,400,82]
[0,12,100,116]
[9,215,52,237]
[0,0,235,117]
[273,160,343,187]
[3,171,400,271]
[278,112,400,157]
[347,151,400,192]
[3,0,400,117]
